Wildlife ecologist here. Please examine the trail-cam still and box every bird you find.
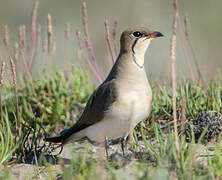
[45,27,163,154]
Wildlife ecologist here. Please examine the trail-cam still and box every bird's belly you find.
[85,116,130,142]
[86,91,152,142]
[116,90,152,122]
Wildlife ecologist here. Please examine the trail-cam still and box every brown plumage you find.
[45,27,163,144]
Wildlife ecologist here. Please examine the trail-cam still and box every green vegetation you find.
[0,66,222,179]
[1,66,94,165]
[0,1,222,179]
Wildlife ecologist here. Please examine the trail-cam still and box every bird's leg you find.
[104,137,109,158]
[121,135,128,156]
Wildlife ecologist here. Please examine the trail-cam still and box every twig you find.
[65,22,70,40]
[31,1,39,48]
[104,20,115,64]
[76,30,102,82]
[171,0,180,155]
[3,25,10,48]
[184,14,204,84]
[177,16,196,82]
[52,41,56,56]
[112,19,118,57]
[13,42,19,62]
[47,13,53,54]
[3,28,20,131]
[42,37,47,53]
[29,1,39,71]
[180,93,186,134]
[9,57,21,138]
[47,14,53,82]
[19,25,32,80]
[0,61,6,128]
[63,22,70,70]
[82,2,103,82]
[36,24,41,51]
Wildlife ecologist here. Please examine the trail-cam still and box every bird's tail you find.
[44,127,87,144]
[44,135,64,143]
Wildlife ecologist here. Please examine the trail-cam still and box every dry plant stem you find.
[184,15,203,84]
[18,27,43,119]
[36,24,41,51]
[3,25,12,82]
[9,57,21,137]
[82,2,103,83]
[63,22,69,66]
[188,144,196,178]
[29,1,39,71]
[104,20,115,64]
[112,20,118,57]
[177,16,196,82]
[3,28,20,130]
[46,14,53,97]
[65,22,70,40]
[13,42,19,62]
[52,41,56,56]
[43,38,47,53]
[31,1,39,47]
[19,25,32,80]
[3,25,9,47]
[42,37,47,73]
[47,14,53,54]
[180,94,186,134]
[0,62,6,128]
[47,14,53,95]
[76,30,102,82]
[171,0,180,154]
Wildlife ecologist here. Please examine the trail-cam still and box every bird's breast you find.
[85,80,152,142]
[108,76,151,123]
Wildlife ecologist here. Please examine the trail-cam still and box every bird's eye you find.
[133,31,142,37]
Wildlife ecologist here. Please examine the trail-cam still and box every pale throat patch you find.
[132,38,151,68]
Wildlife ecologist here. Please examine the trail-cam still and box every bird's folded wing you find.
[74,79,117,130]
[45,79,118,142]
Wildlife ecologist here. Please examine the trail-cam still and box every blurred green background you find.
[0,0,221,83]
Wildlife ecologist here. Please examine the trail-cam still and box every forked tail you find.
[44,125,87,144]
[44,135,64,143]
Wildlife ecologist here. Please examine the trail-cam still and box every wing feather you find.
[45,79,118,143]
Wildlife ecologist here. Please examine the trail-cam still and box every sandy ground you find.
[6,139,219,179]
[8,140,150,179]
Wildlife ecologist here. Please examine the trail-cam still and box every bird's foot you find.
[105,137,109,158]
[121,136,128,156]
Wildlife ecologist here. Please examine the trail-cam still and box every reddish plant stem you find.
[9,57,21,138]
[47,14,53,55]
[19,25,32,80]
[112,20,118,57]
[29,1,39,71]
[184,15,203,84]
[76,30,102,83]
[104,20,115,64]
[65,22,70,40]
[36,24,41,51]
[82,2,103,82]
[171,0,180,154]
[180,93,186,133]
[177,16,196,82]
[0,61,5,128]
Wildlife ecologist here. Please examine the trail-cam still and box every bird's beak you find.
[150,31,164,38]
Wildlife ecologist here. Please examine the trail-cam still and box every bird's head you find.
[120,27,163,54]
